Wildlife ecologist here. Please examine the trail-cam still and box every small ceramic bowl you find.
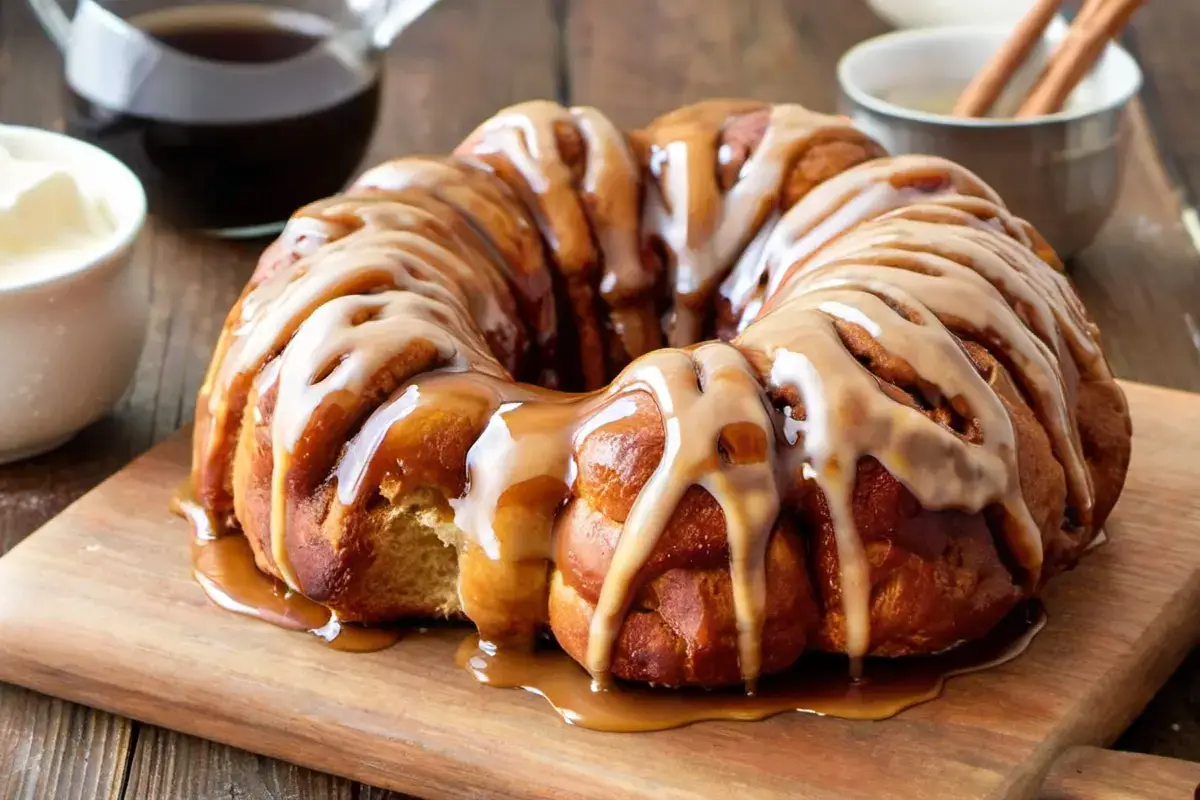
[0,125,148,464]
[866,0,1035,30]
[836,27,1143,257]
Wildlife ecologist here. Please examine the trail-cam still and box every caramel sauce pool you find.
[174,482,1046,732]
[457,604,1045,732]
[172,485,400,653]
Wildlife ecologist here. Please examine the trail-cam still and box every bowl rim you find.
[836,25,1144,129]
[0,124,147,295]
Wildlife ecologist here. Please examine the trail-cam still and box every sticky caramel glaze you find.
[456,101,659,384]
[732,210,1111,657]
[352,156,562,387]
[266,294,504,590]
[636,100,881,347]
[333,343,781,688]
[172,485,400,652]
[458,601,1046,732]
[191,191,521,537]
[779,216,1108,521]
[335,369,611,643]
[188,94,1122,698]
[720,156,1013,334]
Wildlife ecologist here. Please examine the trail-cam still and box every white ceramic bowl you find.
[837,27,1143,257]
[866,0,1035,29]
[0,125,148,464]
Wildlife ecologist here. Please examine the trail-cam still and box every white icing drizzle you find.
[788,220,1102,514]
[204,236,463,459]
[266,291,502,589]
[193,194,526,525]
[350,155,562,384]
[720,156,1005,328]
[582,344,779,686]
[639,102,865,346]
[738,281,1041,657]
[457,100,657,375]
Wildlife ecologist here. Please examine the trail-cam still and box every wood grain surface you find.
[123,728,356,800]
[0,685,130,800]
[0,381,1196,800]
[1038,746,1200,800]
[1,0,1198,797]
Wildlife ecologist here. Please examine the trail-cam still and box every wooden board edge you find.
[1016,575,1200,799]
[1038,745,1200,799]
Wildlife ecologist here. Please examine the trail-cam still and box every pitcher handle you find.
[371,0,440,49]
[27,0,72,51]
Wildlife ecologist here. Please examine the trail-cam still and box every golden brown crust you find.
[550,502,817,686]
[552,341,1045,670]
[677,106,888,341]
[454,106,654,391]
[233,369,498,623]
[1075,377,1132,530]
[353,156,562,386]
[803,462,1022,655]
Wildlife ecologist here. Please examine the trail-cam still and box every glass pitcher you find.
[26,0,437,236]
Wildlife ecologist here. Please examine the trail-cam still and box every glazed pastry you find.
[455,101,653,387]
[189,99,1131,689]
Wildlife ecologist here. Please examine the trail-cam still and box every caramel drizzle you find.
[335,344,780,685]
[448,381,630,642]
[791,218,1101,518]
[192,101,1108,689]
[639,102,864,346]
[266,291,501,589]
[192,193,521,527]
[457,100,657,377]
[352,156,562,385]
[738,286,1039,656]
[805,197,1100,379]
[720,156,1006,331]
[584,345,779,687]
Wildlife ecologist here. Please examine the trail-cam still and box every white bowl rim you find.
[0,124,147,294]
[836,25,1144,129]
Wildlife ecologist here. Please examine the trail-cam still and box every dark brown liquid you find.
[66,5,380,232]
[150,18,321,63]
[172,486,400,652]
[457,605,1046,732]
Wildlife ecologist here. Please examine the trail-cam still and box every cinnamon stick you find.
[951,0,1065,117]
[1015,0,1146,118]
[1071,0,1109,26]
[1017,0,1106,105]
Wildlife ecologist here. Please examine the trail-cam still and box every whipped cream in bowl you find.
[0,125,148,463]
[0,142,119,286]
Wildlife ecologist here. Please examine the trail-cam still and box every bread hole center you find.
[350,305,387,327]
[312,353,349,385]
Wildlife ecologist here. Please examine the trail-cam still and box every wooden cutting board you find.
[1038,746,1200,799]
[0,380,1197,800]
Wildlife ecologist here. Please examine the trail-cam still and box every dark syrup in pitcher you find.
[66,4,381,233]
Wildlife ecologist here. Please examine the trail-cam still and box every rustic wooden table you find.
[1,0,1197,797]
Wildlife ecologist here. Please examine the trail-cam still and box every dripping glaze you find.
[172,484,401,652]
[172,481,1046,731]
[457,601,1046,732]
[181,98,1119,717]
[637,100,875,347]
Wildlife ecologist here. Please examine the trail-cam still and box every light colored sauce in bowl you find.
[0,143,117,287]
[881,81,1094,118]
